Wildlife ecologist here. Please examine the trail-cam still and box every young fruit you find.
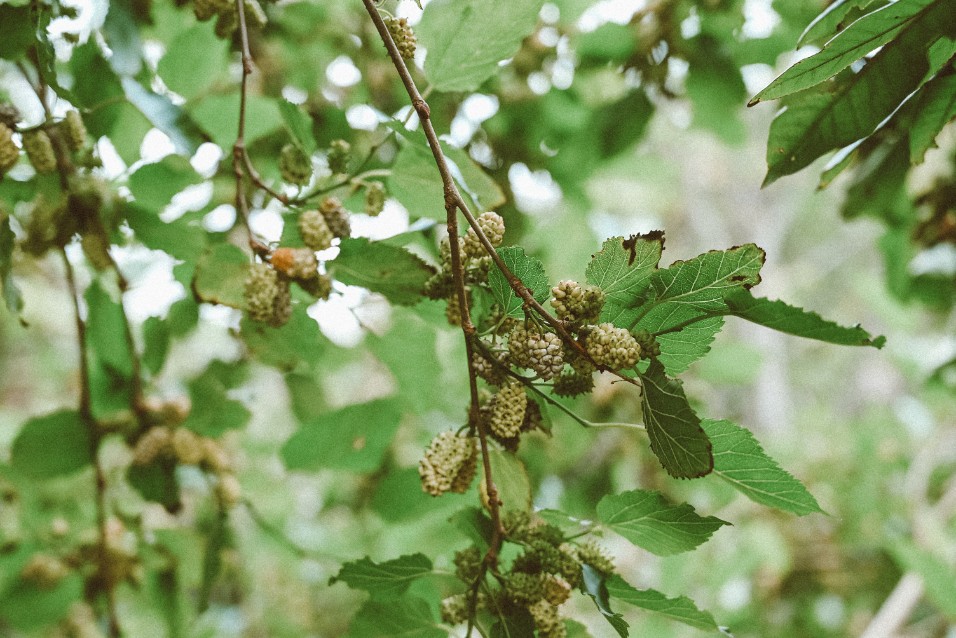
[327,139,351,174]
[22,129,57,173]
[270,246,318,280]
[463,211,505,258]
[0,122,20,174]
[384,16,417,61]
[61,110,87,151]
[418,431,477,496]
[278,143,312,186]
[364,181,386,216]
[550,279,605,326]
[585,323,641,370]
[244,263,292,327]
[319,196,351,238]
[489,381,527,439]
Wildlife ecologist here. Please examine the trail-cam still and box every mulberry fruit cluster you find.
[244,262,293,327]
[384,16,416,61]
[463,211,506,258]
[364,181,386,217]
[22,129,56,173]
[61,110,87,152]
[509,325,564,380]
[550,279,605,326]
[418,431,477,496]
[298,209,334,252]
[319,196,352,239]
[270,246,318,281]
[279,143,312,186]
[488,381,527,439]
[0,122,19,175]
[327,139,351,174]
[585,322,641,370]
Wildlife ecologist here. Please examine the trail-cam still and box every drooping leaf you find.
[240,307,328,370]
[889,541,956,617]
[723,290,886,347]
[181,364,251,437]
[11,411,92,479]
[142,316,170,376]
[192,243,249,309]
[703,420,823,515]
[637,360,713,479]
[330,238,434,305]
[346,596,446,638]
[655,316,725,375]
[487,450,532,514]
[449,507,495,550]
[330,554,433,598]
[581,565,629,638]
[0,216,23,315]
[752,0,935,104]
[417,0,546,92]
[634,244,765,334]
[85,280,134,377]
[128,154,203,211]
[585,233,664,327]
[281,399,402,473]
[597,489,728,556]
[604,575,720,631]
[907,73,956,164]
[488,246,550,318]
[279,100,317,154]
[157,24,229,100]
[762,1,956,184]
[798,0,882,46]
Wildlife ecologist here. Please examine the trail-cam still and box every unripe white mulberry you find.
[319,196,351,239]
[298,209,334,251]
[172,428,204,465]
[0,122,20,173]
[463,211,505,258]
[21,553,70,589]
[510,325,564,380]
[471,349,509,386]
[270,246,318,280]
[585,323,641,370]
[418,431,477,496]
[327,139,351,174]
[489,381,527,439]
[552,370,593,397]
[364,181,386,217]
[61,110,87,152]
[542,574,572,606]
[528,600,566,638]
[279,143,312,186]
[215,473,242,506]
[201,438,232,473]
[132,426,174,465]
[440,594,470,625]
[298,272,333,300]
[384,16,417,61]
[22,129,56,173]
[574,540,615,575]
[550,280,605,326]
[244,263,292,327]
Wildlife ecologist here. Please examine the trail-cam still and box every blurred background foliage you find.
[0,0,954,636]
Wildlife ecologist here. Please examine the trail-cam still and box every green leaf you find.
[752,0,934,104]
[798,0,882,46]
[487,450,532,514]
[417,0,546,92]
[330,238,434,305]
[0,570,83,631]
[142,316,170,376]
[637,360,713,479]
[330,554,433,598]
[907,73,956,163]
[581,565,629,638]
[634,244,765,334]
[655,316,724,375]
[0,215,23,315]
[281,399,402,473]
[240,306,328,370]
[128,155,203,210]
[85,280,134,377]
[190,93,282,147]
[889,541,956,617]
[604,575,720,631]
[703,420,823,515]
[192,243,249,309]
[597,489,728,556]
[723,290,886,347]
[279,100,317,154]
[762,0,956,184]
[157,24,229,100]
[346,596,446,638]
[127,462,181,512]
[121,77,204,156]
[488,246,550,318]
[126,203,205,262]
[0,5,35,60]
[449,507,494,550]
[11,411,92,479]
[182,364,251,437]
[585,233,664,327]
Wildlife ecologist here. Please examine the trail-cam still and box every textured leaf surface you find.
[279,99,317,154]
[605,575,720,631]
[282,399,402,473]
[638,361,713,478]
[330,554,433,598]
[417,0,546,92]
[585,233,664,327]
[762,0,956,184]
[635,244,765,334]
[126,203,204,262]
[192,244,249,309]
[347,596,445,638]
[331,238,434,305]
[240,307,327,370]
[597,490,728,556]
[581,565,629,638]
[704,419,823,515]
[753,0,933,103]
[488,246,550,318]
[656,316,724,375]
[487,450,532,514]
[157,24,228,100]
[907,73,956,163]
[12,411,92,479]
[799,0,881,46]
[129,156,202,210]
[724,290,886,347]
